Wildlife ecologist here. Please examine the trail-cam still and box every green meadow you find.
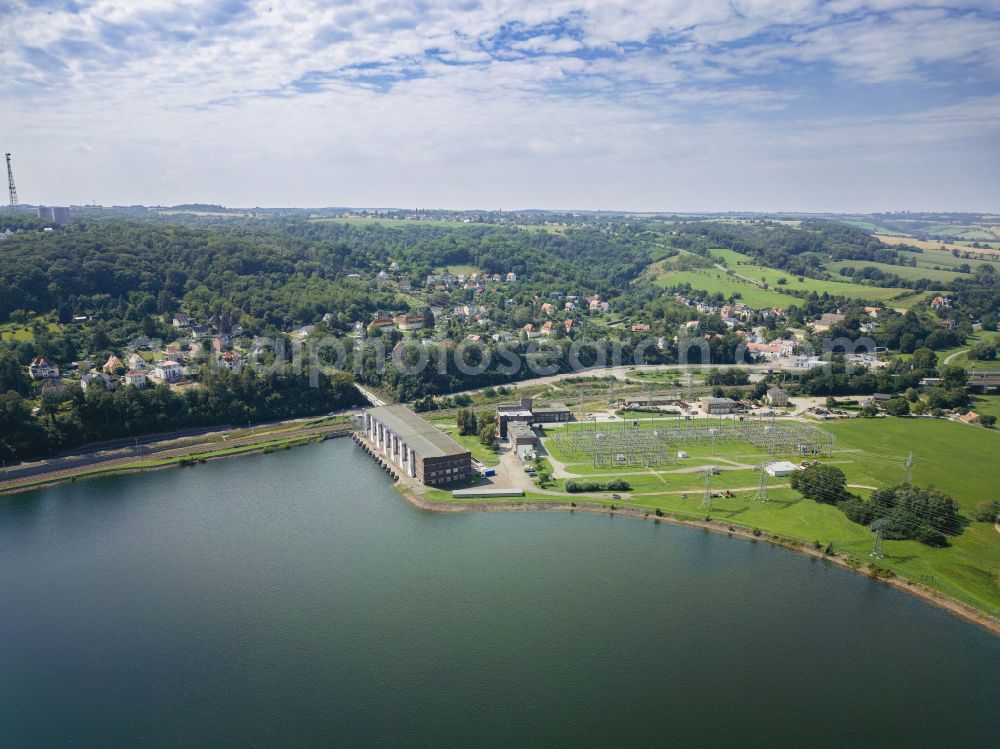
[528,415,1000,616]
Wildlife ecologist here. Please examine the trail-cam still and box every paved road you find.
[1,421,353,493]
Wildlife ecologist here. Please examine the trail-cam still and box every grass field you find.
[428,417,501,466]
[826,259,968,284]
[530,415,1000,615]
[707,248,911,303]
[0,319,61,343]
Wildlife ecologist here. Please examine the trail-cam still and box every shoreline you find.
[5,433,997,638]
[397,485,1000,638]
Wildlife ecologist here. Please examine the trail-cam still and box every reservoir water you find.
[1,439,998,747]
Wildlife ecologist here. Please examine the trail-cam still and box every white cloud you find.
[1,1,998,210]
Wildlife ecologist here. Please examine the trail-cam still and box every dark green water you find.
[1,439,997,748]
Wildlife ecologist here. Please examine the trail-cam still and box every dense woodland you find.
[1,212,997,461]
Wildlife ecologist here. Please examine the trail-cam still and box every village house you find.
[28,357,60,380]
[540,302,554,315]
[124,369,148,388]
[540,320,555,335]
[172,313,192,328]
[152,360,184,382]
[394,314,424,332]
[631,323,650,333]
[564,319,574,332]
[103,355,125,373]
[765,387,790,407]
[80,370,113,392]
[128,353,147,370]
[218,350,242,371]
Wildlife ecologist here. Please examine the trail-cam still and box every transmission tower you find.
[701,466,715,509]
[903,453,914,484]
[756,463,769,502]
[870,517,890,558]
[5,153,18,215]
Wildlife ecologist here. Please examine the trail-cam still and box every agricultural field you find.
[707,248,909,303]
[651,265,811,309]
[876,234,1000,255]
[826,259,967,284]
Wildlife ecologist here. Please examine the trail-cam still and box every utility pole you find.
[6,153,19,215]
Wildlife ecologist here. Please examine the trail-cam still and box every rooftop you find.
[367,404,470,458]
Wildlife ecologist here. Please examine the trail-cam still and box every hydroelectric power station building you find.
[362,405,472,486]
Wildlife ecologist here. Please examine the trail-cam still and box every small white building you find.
[128,353,147,370]
[80,371,113,392]
[124,369,148,387]
[765,461,800,477]
[152,360,184,382]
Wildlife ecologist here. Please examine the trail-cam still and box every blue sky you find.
[2,0,999,211]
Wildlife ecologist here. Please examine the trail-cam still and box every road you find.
[1,420,353,494]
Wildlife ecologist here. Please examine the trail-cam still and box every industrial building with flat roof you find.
[496,396,571,438]
[362,404,472,486]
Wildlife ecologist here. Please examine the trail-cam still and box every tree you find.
[478,422,498,450]
[0,351,32,396]
[422,307,435,330]
[940,365,968,389]
[980,414,997,429]
[973,500,1000,523]
[909,347,937,371]
[968,341,997,361]
[884,398,911,417]
[456,408,478,436]
[790,463,849,504]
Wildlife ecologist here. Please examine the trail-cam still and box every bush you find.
[973,500,1000,523]
[605,478,631,491]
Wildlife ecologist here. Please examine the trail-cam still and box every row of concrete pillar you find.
[363,412,417,479]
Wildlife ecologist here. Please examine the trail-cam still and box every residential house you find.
[218,351,243,371]
[765,387,789,407]
[127,353,147,370]
[564,319,574,332]
[958,412,981,425]
[124,369,148,387]
[395,314,424,332]
[631,323,650,333]
[80,371,113,391]
[540,320,554,335]
[28,357,59,380]
[103,355,125,373]
[152,360,184,382]
[172,313,192,328]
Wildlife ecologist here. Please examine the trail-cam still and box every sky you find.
[2,0,1000,212]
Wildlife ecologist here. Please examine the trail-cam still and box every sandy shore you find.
[398,485,1000,638]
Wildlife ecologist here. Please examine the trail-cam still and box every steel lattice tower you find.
[6,154,18,215]
[903,453,914,484]
[701,466,714,509]
[756,464,769,502]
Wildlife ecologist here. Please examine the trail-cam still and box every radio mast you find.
[5,153,18,215]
